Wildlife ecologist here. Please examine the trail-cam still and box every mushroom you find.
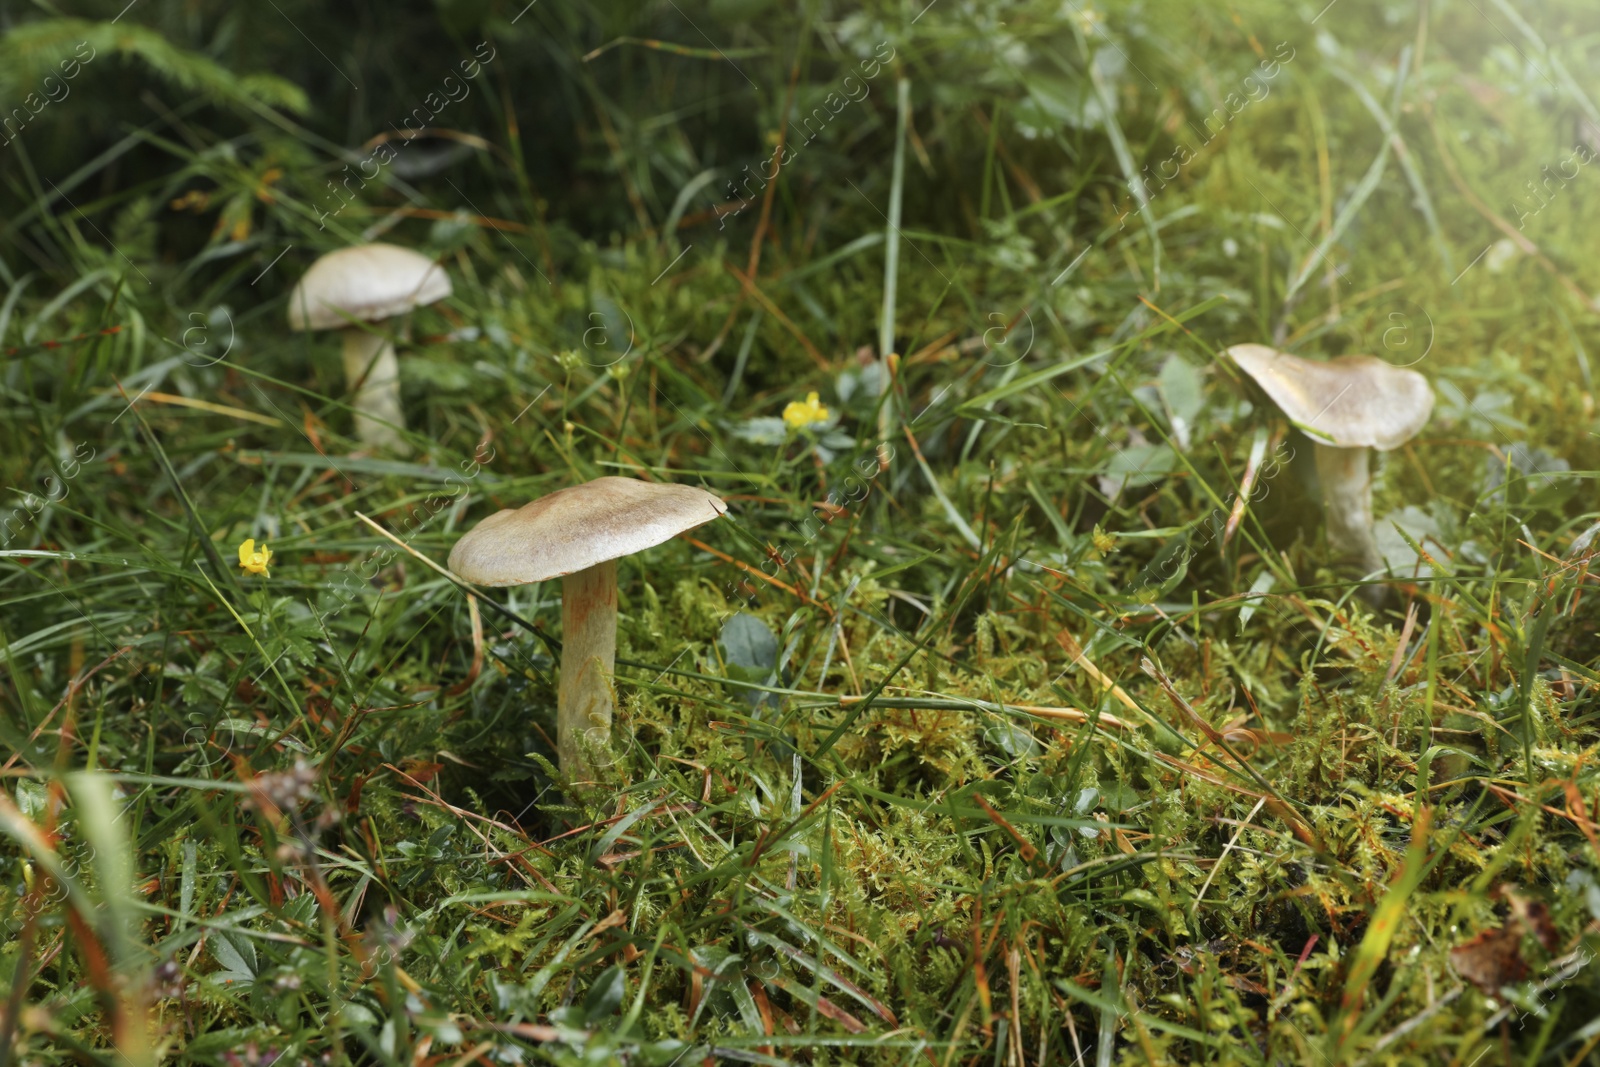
[448,476,727,777]
[1226,344,1433,582]
[287,243,452,452]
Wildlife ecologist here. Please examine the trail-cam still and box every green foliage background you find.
[2,0,1600,1064]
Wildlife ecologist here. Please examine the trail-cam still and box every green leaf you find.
[1158,355,1206,447]
[209,929,258,987]
[583,964,626,1022]
[720,613,778,672]
[1100,441,1178,494]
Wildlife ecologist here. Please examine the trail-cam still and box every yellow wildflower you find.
[1091,524,1117,558]
[238,538,272,577]
[782,391,831,431]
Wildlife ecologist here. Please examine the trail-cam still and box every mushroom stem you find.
[1313,443,1384,577]
[340,328,407,452]
[557,558,618,777]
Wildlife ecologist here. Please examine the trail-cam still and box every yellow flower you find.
[782,391,831,431]
[1091,524,1117,558]
[238,538,272,577]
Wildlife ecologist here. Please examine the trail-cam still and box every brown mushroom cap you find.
[448,477,727,586]
[287,243,452,332]
[1226,344,1434,451]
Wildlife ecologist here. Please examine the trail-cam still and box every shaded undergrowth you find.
[3,0,1600,1064]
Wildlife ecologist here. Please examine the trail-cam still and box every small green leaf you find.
[583,964,626,1022]
[719,612,778,672]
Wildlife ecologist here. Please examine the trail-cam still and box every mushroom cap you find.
[287,243,452,331]
[448,477,728,586]
[1226,344,1434,451]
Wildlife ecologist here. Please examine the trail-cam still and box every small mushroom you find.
[287,243,452,452]
[1226,344,1434,583]
[448,477,727,777]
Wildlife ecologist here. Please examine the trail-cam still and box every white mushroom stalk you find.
[556,558,618,771]
[287,243,453,453]
[1313,443,1382,573]
[340,328,407,452]
[1226,345,1434,592]
[447,477,727,780]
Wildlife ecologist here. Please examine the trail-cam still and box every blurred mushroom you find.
[448,477,726,777]
[287,243,452,452]
[1227,344,1433,585]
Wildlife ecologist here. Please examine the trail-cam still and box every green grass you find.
[3,0,1600,1063]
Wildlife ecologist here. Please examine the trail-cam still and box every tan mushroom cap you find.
[1226,344,1434,451]
[448,477,727,586]
[287,243,452,331]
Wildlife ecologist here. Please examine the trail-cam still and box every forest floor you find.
[3,0,1600,1064]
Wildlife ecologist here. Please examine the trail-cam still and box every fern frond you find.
[0,19,308,115]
